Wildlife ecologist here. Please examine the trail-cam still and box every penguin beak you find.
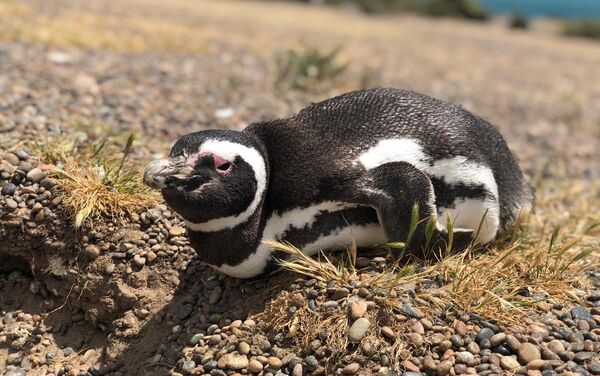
[143,157,193,189]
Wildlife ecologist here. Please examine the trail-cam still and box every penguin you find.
[144,88,533,278]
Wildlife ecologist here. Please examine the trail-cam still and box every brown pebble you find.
[248,359,263,373]
[381,326,396,339]
[342,362,360,374]
[518,343,541,365]
[349,300,368,320]
[239,341,250,355]
[268,356,282,369]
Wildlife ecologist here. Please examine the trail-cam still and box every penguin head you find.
[144,130,268,230]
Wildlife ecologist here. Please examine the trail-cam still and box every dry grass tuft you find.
[31,132,156,227]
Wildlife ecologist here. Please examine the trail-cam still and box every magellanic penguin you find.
[144,88,533,278]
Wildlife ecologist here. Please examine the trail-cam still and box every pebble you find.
[342,362,360,374]
[573,351,593,362]
[401,302,424,319]
[476,328,495,343]
[5,198,18,210]
[169,225,186,238]
[1,183,16,195]
[381,326,396,339]
[348,318,370,342]
[437,360,453,376]
[133,255,146,267]
[303,355,319,371]
[408,333,424,347]
[268,357,282,369]
[349,300,368,319]
[239,341,250,355]
[571,306,593,322]
[105,263,115,274]
[501,356,521,370]
[547,339,565,353]
[490,332,506,347]
[225,355,249,370]
[519,342,542,364]
[189,333,203,345]
[506,335,521,351]
[248,359,263,373]
[209,286,223,304]
[292,363,303,376]
[26,168,45,183]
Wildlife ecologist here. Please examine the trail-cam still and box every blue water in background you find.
[480,0,600,19]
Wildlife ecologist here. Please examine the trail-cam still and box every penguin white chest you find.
[215,201,386,278]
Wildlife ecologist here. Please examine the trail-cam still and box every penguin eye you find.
[217,162,231,172]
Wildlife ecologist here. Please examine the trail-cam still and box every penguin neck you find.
[185,200,268,268]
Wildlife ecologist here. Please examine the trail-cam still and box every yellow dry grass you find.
[31,132,156,227]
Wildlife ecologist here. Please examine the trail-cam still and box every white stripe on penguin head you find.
[185,139,267,232]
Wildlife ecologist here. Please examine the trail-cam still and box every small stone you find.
[402,360,420,372]
[133,255,146,267]
[501,356,521,370]
[330,288,350,300]
[342,363,360,374]
[182,360,195,372]
[437,360,453,376]
[209,287,223,304]
[26,168,45,183]
[401,302,424,319]
[63,347,75,356]
[466,341,480,354]
[190,333,203,345]
[547,340,565,354]
[5,198,18,210]
[105,263,115,274]
[506,335,521,351]
[348,318,370,342]
[490,333,506,347]
[456,351,475,364]
[146,251,157,262]
[1,183,16,196]
[268,357,282,369]
[3,153,20,166]
[573,352,592,363]
[381,326,396,339]
[408,333,424,347]
[476,328,495,344]
[519,343,542,365]
[169,226,186,238]
[176,304,194,320]
[571,306,593,322]
[321,300,338,309]
[292,363,303,376]
[527,359,546,370]
[84,245,100,258]
[248,359,263,373]
[411,321,425,334]
[304,355,319,371]
[290,293,305,307]
[349,300,368,319]
[239,341,250,355]
[226,355,249,370]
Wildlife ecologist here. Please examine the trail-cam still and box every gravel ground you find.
[1,0,600,375]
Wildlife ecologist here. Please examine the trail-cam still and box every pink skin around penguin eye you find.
[188,153,232,172]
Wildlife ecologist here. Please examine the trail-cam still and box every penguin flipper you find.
[342,162,437,251]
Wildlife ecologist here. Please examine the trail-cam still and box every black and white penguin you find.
[144,88,533,278]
